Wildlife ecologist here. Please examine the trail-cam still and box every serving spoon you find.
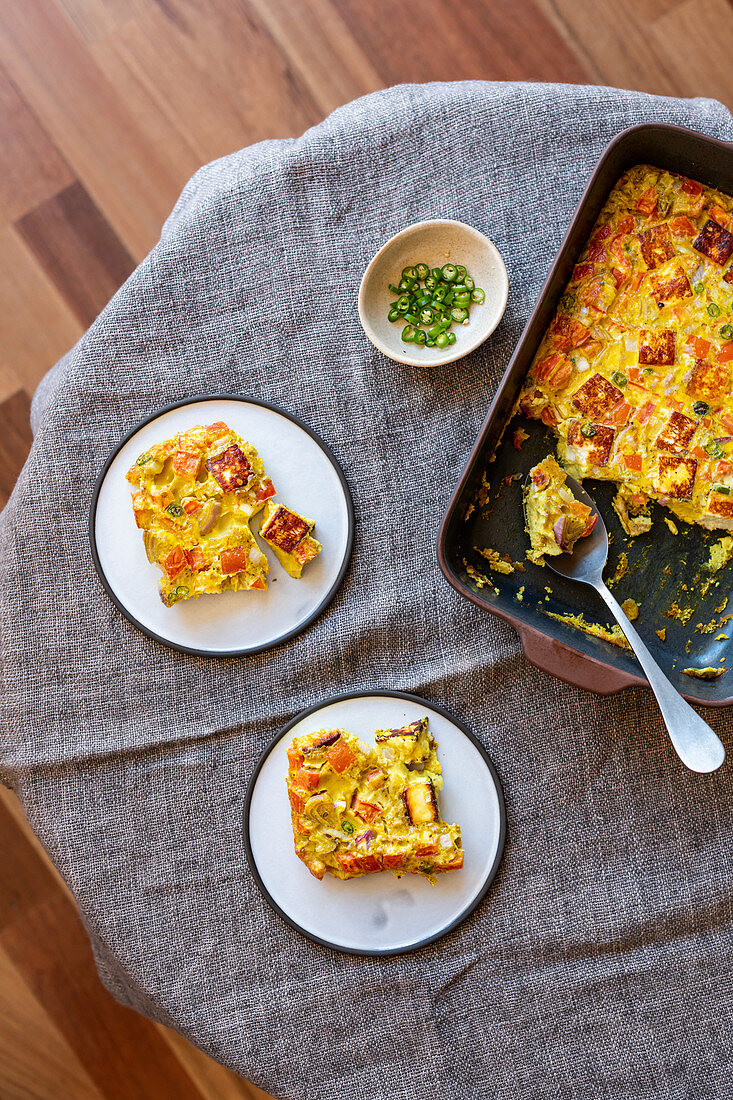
[525,472,726,773]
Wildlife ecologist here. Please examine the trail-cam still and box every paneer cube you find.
[655,455,697,499]
[404,780,438,826]
[649,264,692,303]
[693,218,733,265]
[206,444,253,492]
[686,358,731,402]
[567,420,615,466]
[638,329,676,366]
[639,223,675,269]
[654,411,698,453]
[571,373,624,420]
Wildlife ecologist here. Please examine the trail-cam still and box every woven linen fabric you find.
[2,81,733,1100]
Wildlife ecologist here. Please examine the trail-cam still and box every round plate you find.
[89,396,354,656]
[243,691,506,955]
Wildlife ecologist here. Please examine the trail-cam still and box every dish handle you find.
[518,622,641,696]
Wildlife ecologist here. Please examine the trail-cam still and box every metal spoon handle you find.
[595,580,725,773]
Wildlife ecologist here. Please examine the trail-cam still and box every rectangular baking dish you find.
[438,123,733,706]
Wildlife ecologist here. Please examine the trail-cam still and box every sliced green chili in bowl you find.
[386,261,486,347]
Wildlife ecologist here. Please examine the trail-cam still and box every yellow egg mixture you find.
[520,165,733,533]
[286,718,463,882]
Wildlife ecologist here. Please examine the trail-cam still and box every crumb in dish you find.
[286,719,463,882]
[524,455,597,563]
[126,421,275,605]
[259,501,322,578]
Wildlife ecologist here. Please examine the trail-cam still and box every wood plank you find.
[16,180,135,327]
[335,0,590,85]
[0,390,32,510]
[89,0,323,165]
[54,0,151,43]
[0,946,104,1100]
[0,794,210,1100]
[0,226,82,404]
[157,1025,275,1100]
[0,63,74,222]
[536,0,733,109]
[0,0,201,258]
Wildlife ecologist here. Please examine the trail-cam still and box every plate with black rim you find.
[243,690,506,956]
[89,396,354,657]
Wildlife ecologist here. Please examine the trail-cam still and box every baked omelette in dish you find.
[524,455,597,562]
[286,719,463,882]
[520,165,733,532]
[127,421,276,605]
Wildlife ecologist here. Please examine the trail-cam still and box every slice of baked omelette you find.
[286,718,463,882]
[127,421,276,606]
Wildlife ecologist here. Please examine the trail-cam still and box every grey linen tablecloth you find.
[2,81,733,1100]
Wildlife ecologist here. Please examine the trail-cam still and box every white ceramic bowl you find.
[358,219,509,368]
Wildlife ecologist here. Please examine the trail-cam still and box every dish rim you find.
[357,217,509,367]
[437,121,733,707]
[88,393,355,658]
[241,688,507,956]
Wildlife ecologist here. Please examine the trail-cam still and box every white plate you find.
[244,691,506,955]
[90,396,353,656]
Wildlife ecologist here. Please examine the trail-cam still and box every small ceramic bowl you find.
[358,219,509,368]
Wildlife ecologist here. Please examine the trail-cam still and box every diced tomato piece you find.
[617,215,635,234]
[183,499,201,514]
[627,367,645,385]
[609,401,632,427]
[582,514,598,537]
[686,336,711,359]
[383,853,407,870]
[710,205,730,228]
[623,453,643,473]
[206,421,229,441]
[628,272,645,293]
[443,853,464,871]
[717,342,733,364]
[587,240,606,262]
[610,236,631,270]
[163,546,188,579]
[573,263,596,281]
[533,352,572,388]
[185,545,207,571]
[717,460,733,476]
[288,788,306,813]
[327,740,356,774]
[670,215,695,237]
[635,400,657,425]
[415,844,440,857]
[512,428,529,451]
[248,576,267,590]
[611,268,628,288]
[582,340,603,360]
[254,477,276,502]
[593,224,613,241]
[296,768,321,790]
[540,405,560,427]
[287,748,304,770]
[579,277,610,311]
[549,315,589,351]
[336,853,360,874]
[721,414,733,435]
[355,854,383,874]
[220,546,249,574]
[682,179,704,196]
[352,796,380,823]
[172,450,200,477]
[635,187,658,216]
[690,446,708,463]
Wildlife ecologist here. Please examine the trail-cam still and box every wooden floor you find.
[2,1,733,1096]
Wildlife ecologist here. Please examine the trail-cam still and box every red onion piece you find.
[355,829,374,846]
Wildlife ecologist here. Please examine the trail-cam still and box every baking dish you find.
[438,123,733,706]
